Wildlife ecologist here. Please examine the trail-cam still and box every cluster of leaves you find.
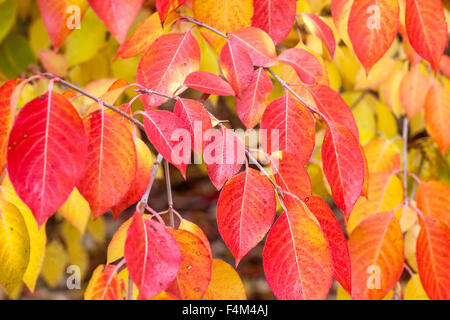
[0,0,449,300]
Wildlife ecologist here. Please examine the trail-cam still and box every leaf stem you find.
[180,16,228,38]
[164,160,175,228]
[137,154,164,213]
[402,117,409,206]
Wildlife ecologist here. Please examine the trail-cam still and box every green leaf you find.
[0,0,16,44]
[0,32,35,78]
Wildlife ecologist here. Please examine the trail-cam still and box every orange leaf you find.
[84,264,126,300]
[0,79,19,175]
[167,229,212,300]
[136,32,200,109]
[424,82,450,152]
[416,215,450,299]
[348,0,399,74]
[77,110,137,219]
[156,0,186,21]
[363,139,401,174]
[405,0,448,73]
[349,211,404,300]
[115,12,163,60]
[203,259,246,300]
[400,65,432,119]
[263,204,333,300]
[416,181,450,228]
[178,219,212,257]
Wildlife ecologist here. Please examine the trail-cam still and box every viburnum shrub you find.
[0,0,449,300]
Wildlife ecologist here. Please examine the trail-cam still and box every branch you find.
[164,160,175,228]
[137,153,164,213]
[180,16,228,38]
[402,117,409,206]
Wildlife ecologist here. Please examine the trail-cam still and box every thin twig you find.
[180,16,228,38]
[402,117,409,206]
[137,154,164,213]
[164,160,175,228]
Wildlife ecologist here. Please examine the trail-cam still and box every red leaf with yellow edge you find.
[348,0,399,74]
[136,32,200,109]
[183,71,235,96]
[173,98,212,155]
[263,205,333,300]
[228,27,278,67]
[219,40,254,96]
[306,196,352,295]
[425,82,450,152]
[416,215,450,299]
[124,213,181,300]
[260,95,315,164]
[204,128,245,190]
[278,48,324,85]
[217,168,276,265]
[115,12,163,60]
[400,65,432,119]
[0,79,19,175]
[251,0,296,44]
[204,259,246,300]
[322,124,365,217]
[331,0,353,48]
[235,68,273,129]
[416,181,450,228]
[84,264,126,300]
[88,0,143,43]
[405,0,448,73]
[36,0,88,50]
[179,219,212,257]
[308,84,359,139]
[111,138,153,218]
[77,110,136,219]
[7,92,87,226]
[167,229,212,300]
[156,0,186,21]
[363,139,401,174]
[301,13,336,58]
[271,152,312,200]
[141,110,190,177]
[192,0,253,50]
[349,211,404,300]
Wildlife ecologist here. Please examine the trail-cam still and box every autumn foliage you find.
[0,0,449,300]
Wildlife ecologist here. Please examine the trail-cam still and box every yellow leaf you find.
[61,222,89,280]
[398,205,418,233]
[364,138,401,173]
[404,274,429,300]
[0,200,30,296]
[355,58,401,90]
[325,61,342,92]
[376,101,399,139]
[118,268,139,300]
[204,259,247,300]
[193,0,253,51]
[87,215,105,243]
[405,224,420,272]
[0,185,46,293]
[335,46,360,90]
[58,188,91,234]
[379,61,409,117]
[107,217,133,264]
[41,240,69,288]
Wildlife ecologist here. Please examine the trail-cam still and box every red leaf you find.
[167,229,212,300]
[301,13,336,58]
[173,98,212,155]
[271,152,312,200]
[111,138,152,218]
[305,196,352,294]
[251,0,297,44]
[260,95,315,164]
[124,213,181,300]
[416,215,450,299]
[156,0,186,21]
[141,110,190,177]
[115,12,163,60]
[228,27,278,67]
[77,110,137,219]
[405,0,448,73]
[183,71,235,96]
[235,67,273,129]
[322,124,365,217]
[348,0,399,74]
[204,128,245,190]
[88,0,143,43]
[349,211,404,300]
[36,0,87,50]
[263,206,333,300]
[217,168,276,265]
[219,40,254,96]
[7,92,87,226]
[0,79,20,175]
[137,32,200,109]
[278,48,324,85]
[308,84,359,139]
